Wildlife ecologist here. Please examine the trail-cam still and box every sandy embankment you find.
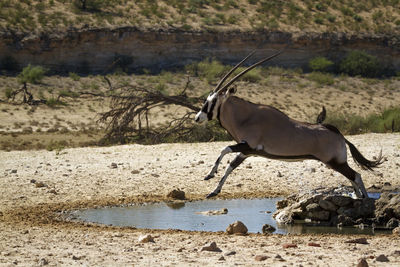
[1,133,399,266]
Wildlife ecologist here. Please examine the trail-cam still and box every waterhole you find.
[71,195,392,235]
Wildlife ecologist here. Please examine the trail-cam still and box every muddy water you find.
[74,198,283,234]
[72,196,392,235]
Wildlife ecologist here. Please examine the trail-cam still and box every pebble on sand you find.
[138,234,155,243]
[167,189,186,200]
[255,255,269,261]
[357,258,369,267]
[282,243,297,249]
[375,254,389,262]
[201,242,222,252]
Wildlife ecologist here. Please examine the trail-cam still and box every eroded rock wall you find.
[1,28,399,73]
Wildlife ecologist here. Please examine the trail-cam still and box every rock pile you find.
[274,188,400,228]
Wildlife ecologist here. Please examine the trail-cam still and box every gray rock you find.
[392,226,400,235]
[138,234,154,243]
[226,221,248,235]
[305,203,321,212]
[167,189,185,200]
[319,199,338,212]
[307,210,330,221]
[344,237,369,245]
[262,224,276,234]
[337,215,355,227]
[325,195,353,207]
[357,258,369,267]
[201,242,222,252]
[375,254,389,262]
[276,199,288,209]
[110,163,117,169]
[225,251,236,256]
[386,218,400,229]
[255,255,268,261]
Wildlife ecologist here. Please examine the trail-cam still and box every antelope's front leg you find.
[204,146,232,180]
[206,153,247,198]
[204,142,251,180]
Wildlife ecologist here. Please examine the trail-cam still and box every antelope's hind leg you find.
[204,142,251,180]
[206,153,247,198]
[328,160,368,198]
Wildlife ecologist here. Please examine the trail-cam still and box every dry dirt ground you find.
[1,133,400,266]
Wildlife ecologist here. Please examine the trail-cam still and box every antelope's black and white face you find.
[195,92,221,123]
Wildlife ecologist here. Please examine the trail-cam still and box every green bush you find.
[308,72,334,86]
[339,51,382,77]
[309,56,334,72]
[326,107,400,134]
[17,64,47,84]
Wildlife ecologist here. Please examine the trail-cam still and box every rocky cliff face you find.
[1,28,399,73]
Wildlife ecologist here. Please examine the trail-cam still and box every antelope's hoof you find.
[204,174,214,180]
[206,192,218,198]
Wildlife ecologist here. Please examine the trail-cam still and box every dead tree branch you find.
[98,80,203,144]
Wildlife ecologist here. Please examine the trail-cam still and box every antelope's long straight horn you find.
[213,50,256,92]
[217,49,284,93]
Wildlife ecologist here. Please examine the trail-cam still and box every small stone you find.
[35,182,47,188]
[167,189,185,200]
[386,218,400,229]
[392,250,400,257]
[138,234,154,243]
[375,254,389,262]
[276,199,288,209]
[319,199,338,212]
[357,258,369,267]
[30,179,36,183]
[225,251,236,256]
[201,242,222,252]
[131,170,140,174]
[255,255,268,261]
[72,255,81,260]
[151,173,160,178]
[277,171,283,177]
[226,221,248,235]
[344,238,369,245]
[38,258,49,266]
[110,163,118,168]
[282,243,297,249]
[48,189,57,194]
[262,224,276,234]
[198,160,204,165]
[308,242,321,247]
[177,248,184,252]
[218,256,225,261]
[393,227,400,235]
[11,169,17,174]
[275,254,285,261]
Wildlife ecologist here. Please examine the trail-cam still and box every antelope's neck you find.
[218,96,250,142]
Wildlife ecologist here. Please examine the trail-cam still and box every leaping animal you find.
[194,50,383,199]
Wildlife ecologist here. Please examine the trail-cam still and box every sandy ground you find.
[1,133,400,266]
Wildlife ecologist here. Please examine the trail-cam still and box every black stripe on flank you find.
[226,141,318,161]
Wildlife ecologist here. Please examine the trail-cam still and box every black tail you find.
[318,107,384,171]
[344,138,383,171]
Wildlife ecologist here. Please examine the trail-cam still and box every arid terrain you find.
[1,2,400,266]
[1,133,400,266]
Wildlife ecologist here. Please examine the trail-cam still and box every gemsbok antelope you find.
[194,50,383,199]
